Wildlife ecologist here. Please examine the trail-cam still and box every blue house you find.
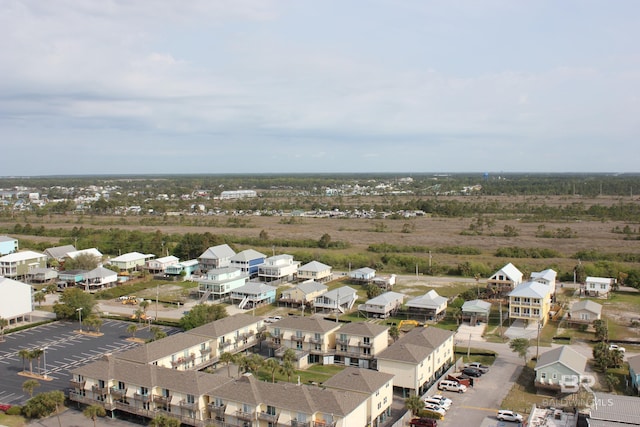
[629,355,640,392]
[0,236,18,256]
[230,249,266,278]
[231,282,277,309]
[58,270,87,289]
[165,259,199,279]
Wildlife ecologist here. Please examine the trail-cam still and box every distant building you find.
[258,254,300,283]
[584,276,614,298]
[461,299,491,324]
[405,290,448,321]
[567,300,602,326]
[198,244,236,271]
[44,244,76,263]
[196,267,248,302]
[279,280,328,308]
[0,250,47,279]
[530,268,557,295]
[219,190,257,199]
[487,262,523,296]
[0,236,19,256]
[358,292,405,319]
[349,267,376,283]
[314,286,358,314]
[508,281,552,326]
[109,252,153,271]
[297,261,333,282]
[145,255,179,274]
[230,249,266,278]
[0,277,32,325]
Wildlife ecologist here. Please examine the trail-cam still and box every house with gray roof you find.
[26,267,58,283]
[377,327,455,396]
[323,367,394,427]
[314,286,358,314]
[530,268,557,295]
[358,291,405,319]
[230,248,266,278]
[279,280,328,308]
[405,290,448,321]
[0,236,19,256]
[108,251,154,271]
[297,260,333,282]
[0,250,47,279]
[82,266,118,292]
[198,244,236,271]
[461,299,492,324]
[534,345,587,391]
[230,282,277,309]
[589,392,640,426]
[334,322,389,369]
[568,299,602,326]
[584,276,614,298]
[44,244,76,262]
[196,266,249,302]
[349,267,376,283]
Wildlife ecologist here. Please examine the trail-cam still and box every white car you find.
[497,410,523,422]
[464,362,490,373]
[609,344,626,353]
[438,380,467,393]
[428,394,453,409]
[423,397,450,411]
[423,403,446,417]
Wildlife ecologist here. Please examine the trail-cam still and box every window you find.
[187,394,195,404]
[541,372,547,379]
[552,373,557,379]
[513,297,520,303]
[363,336,370,344]
[266,405,276,416]
[215,398,224,407]
[314,333,321,342]
[296,341,303,350]
[377,402,382,410]
[296,331,303,338]
[118,381,125,390]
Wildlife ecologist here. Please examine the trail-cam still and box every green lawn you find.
[254,363,345,385]
[0,413,26,427]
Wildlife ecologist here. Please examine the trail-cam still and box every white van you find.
[438,380,467,393]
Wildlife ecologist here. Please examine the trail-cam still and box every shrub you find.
[6,405,22,416]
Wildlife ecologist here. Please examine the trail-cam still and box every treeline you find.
[367,243,481,255]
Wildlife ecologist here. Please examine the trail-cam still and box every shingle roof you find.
[365,291,405,306]
[591,392,640,424]
[531,269,557,282]
[116,333,207,364]
[271,316,341,333]
[212,374,368,416]
[232,282,276,295]
[570,299,602,315]
[376,327,454,363]
[535,346,587,374]
[86,266,117,279]
[323,366,393,394]
[44,245,76,259]
[299,261,331,272]
[628,354,640,374]
[199,244,236,260]
[109,252,150,262]
[230,249,266,262]
[296,281,328,295]
[337,321,388,338]
[461,299,491,313]
[186,313,260,339]
[406,290,447,309]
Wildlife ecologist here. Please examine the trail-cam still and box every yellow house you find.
[279,280,328,307]
[508,281,552,326]
[376,327,455,396]
[323,367,394,427]
[334,321,389,369]
[297,260,333,282]
[268,316,341,367]
[210,373,369,427]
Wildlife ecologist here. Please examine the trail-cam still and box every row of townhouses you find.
[69,313,455,426]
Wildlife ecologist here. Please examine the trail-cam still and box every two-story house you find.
[198,244,236,271]
[405,290,448,321]
[230,249,266,278]
[323,367,394,427]
[258,254,300,283]
[146,255,180,275]
[334,322,389,369]
[279,280,328,308]
[0,236,19,256]
[108,252,153,271]
[358,291,405,319]
[267,315,342,367]
[297,260,333,282]
[584,276,614,298]
[508,281,552,326]
[487,262,523,296]
[230,282,277,310]
[314,286,358,315]
[0,250,47,279]
[82,266,118,292]
[377,327,455,397]
[196,266,249,302]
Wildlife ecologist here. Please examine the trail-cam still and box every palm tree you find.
[150,326,167,341]
[31,348,44,375]
[127,324,138,339]
[134,308,145,324]
[605,372,620,392]
[279,360,295,383]
[263,358,280,383]
[149,413,181,427]
[22,379,41,398]
[83,404,106,427]
[139,300,150,313]
[389,324,400,342]
[405,394,424,416]
[246,353,264,374]
[0,317,8,342]
[219,352,235,377]
[34,292,46,307]
[282,348,296,365]
[18,349,30,373]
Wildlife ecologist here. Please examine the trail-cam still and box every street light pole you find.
[42,346,48,379]
[76,307,83,332]
[536,321,542,360]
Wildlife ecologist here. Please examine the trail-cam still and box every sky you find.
[1,0,639,176]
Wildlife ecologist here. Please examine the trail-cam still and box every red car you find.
[410,417,438,427]
[0,403,12,412]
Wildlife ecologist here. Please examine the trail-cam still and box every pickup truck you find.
[464,362,490,373]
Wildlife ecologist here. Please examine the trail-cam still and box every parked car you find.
[0,403,12,412]
[438,380,467,393]
[410,417,438,427]
[423,403,446,417]
[462,367,483,377]
[609,344,626,353]
[426,395,453,410]
[497,410,523,422]
[464,362,490,373]
[424,397,450,411]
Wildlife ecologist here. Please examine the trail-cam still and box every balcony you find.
[91,384,109,395]
[133,393,151,403]
[218,341,232,350]
[180,400,197,410]
[153,394,172,405]
[258,411,279,423]
[208,402,226,417]
[291,420,311,427]
[235,409,256,421]
[313,421,336,427]
[69,391,114,411]
[291,335,306,342]
[359,340,372,348]
[335,337,348,346]
[308,336,323,345]
[110,387,127,400]
[69,379,86,389]
[199,347,212,355]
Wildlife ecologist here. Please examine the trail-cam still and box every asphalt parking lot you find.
[0,319,180,406]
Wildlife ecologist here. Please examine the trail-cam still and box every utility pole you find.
[536,322,542,360]
[499,300,503,340]
[155,284,159,322]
